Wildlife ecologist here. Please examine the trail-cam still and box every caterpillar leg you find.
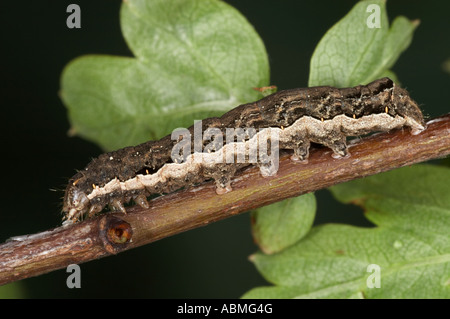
[109,199,127,214]
[215,178,233,194]
[204,164,236,195]
[281,131,310,163]
[257,161,279,177]
[88,203,104,219]
[291,139,311,162]
[134,194,150,209]
[214,170,235,194]
[328,137,349,158]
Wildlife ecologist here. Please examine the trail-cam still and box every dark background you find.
[0,0,448,298]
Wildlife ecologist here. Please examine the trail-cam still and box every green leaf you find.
[243,165,450,299]
[61,0,269,151]
[251,194,316,255]
[0,282,27,299]
[308,0,418,87]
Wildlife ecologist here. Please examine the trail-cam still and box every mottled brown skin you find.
[63,78,424,221]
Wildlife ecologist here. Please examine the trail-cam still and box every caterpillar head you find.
[392,84,425,134]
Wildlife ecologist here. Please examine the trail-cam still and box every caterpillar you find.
[62,77,425,223]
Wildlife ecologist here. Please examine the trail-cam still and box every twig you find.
[1,114,449,285]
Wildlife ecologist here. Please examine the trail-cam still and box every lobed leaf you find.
[251,194,316,255]
[308,0,418,87]
[243,165,450,299]
[61,0,269,151]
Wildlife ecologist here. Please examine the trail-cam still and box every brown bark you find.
[1,114,449,286]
